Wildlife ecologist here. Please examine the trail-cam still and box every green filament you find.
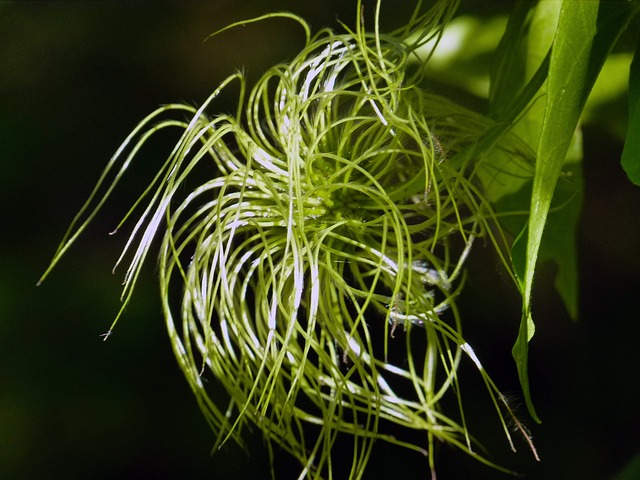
[39,1,539,478]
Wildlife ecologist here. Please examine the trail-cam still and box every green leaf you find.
[497,147,582,321]
[503,1,583,322]
[513,1,599,423]
[511,0,640,423]
[622,31,640,186]
[488,0,533,120]
[581,1,640,106]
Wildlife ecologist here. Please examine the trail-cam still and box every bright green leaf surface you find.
[511,0,581,323]
[513,1,599,423]
[488,0,532,120]
[511,0,640,422]
[585,53,633,114]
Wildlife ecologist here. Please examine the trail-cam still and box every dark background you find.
[2,1,639,479]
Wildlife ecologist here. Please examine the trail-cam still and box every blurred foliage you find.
[2,1,640,479]
[614,452,640,480]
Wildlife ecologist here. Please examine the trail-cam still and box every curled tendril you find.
[39,1,539,478]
